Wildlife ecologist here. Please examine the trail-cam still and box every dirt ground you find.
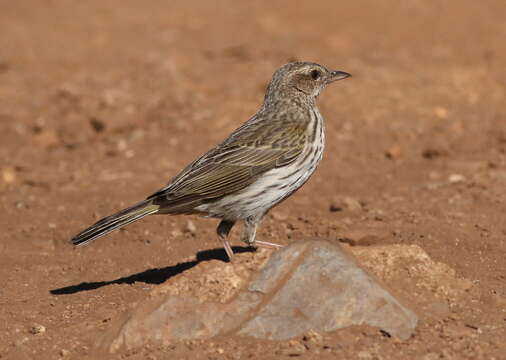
[1,1,506,359]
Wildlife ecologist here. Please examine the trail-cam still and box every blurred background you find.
[1,1,505,358]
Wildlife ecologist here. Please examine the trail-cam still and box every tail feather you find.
[71,200,160,247]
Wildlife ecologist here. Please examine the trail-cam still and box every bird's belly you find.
[195,143,324,220]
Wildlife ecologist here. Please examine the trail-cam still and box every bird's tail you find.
[71,199,160,247]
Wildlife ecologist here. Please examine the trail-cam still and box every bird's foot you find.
[251,239,284,249]
[217,220,236,262]
[219,236,235,262]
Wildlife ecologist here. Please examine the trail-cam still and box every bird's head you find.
[265,62,351,103]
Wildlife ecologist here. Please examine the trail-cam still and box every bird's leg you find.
[241,216,283,249]
[217,219,236,262]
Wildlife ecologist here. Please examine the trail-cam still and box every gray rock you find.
[236,241,417,340]
[100,240,418,353]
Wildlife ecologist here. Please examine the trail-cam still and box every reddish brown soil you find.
[1,1,506,359]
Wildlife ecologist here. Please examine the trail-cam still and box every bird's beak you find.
[328,70,352,82]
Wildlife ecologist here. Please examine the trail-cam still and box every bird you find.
[71,61,351,261]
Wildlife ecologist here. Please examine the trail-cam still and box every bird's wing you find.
[147,120,308,204]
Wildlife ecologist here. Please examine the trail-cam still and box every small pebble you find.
[184,220,197,234]
[60,349,70,357]
[422,148,443,159]
[385,144,402,159]
[89,117,106,133]
[329,196,362,212]
[16,201,26,209]
[303,329,323,344]
[2,167,16,183]
[434,106,449,119]
[448,174,466,183]
[30,324,46,335]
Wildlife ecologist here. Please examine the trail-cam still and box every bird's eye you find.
[310,69,321,80]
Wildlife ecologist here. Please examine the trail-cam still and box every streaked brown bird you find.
[71,62,351,261]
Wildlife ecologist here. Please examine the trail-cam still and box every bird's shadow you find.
[50,246,255,295]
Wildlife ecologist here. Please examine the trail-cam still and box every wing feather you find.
[147,119,309,209]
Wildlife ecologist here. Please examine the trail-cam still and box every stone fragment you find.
[29,324,46,335]
[89,117,106,133]
[434,106,449,119]
[448,174,466,183]
[329,196,362,212]
[183,220,197,235]
[2,167,16,184]
[385,144,402,159]
[59,349,70,357]
[422,148,444,159]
